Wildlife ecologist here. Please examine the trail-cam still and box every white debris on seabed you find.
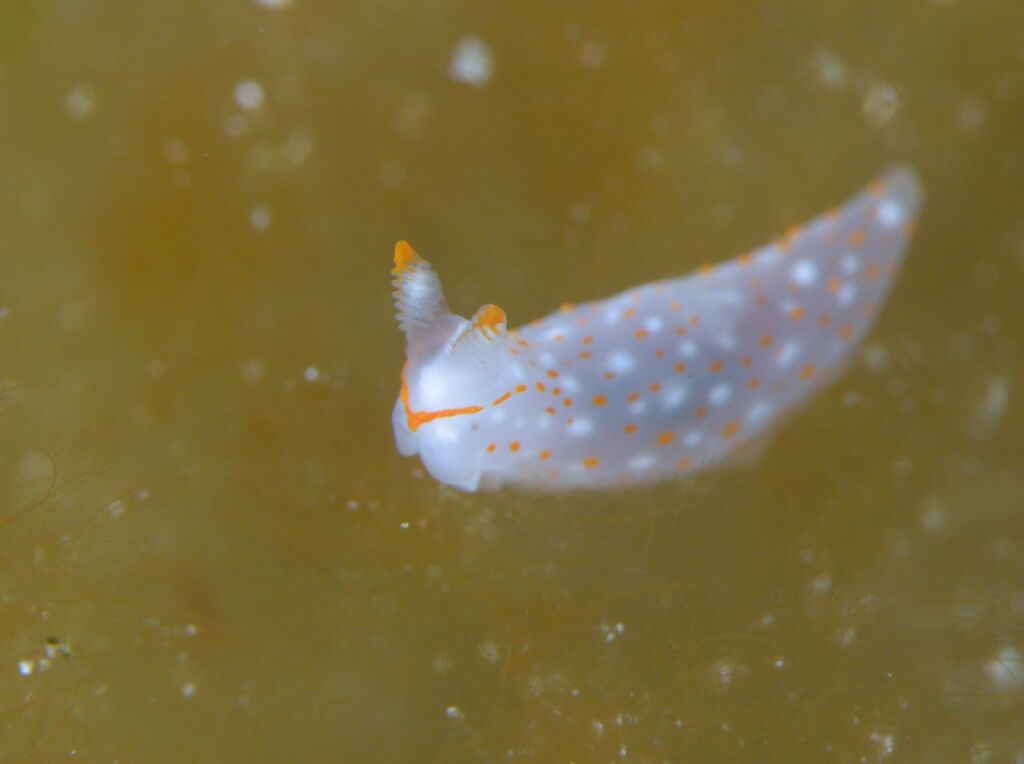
[810,574,833,594]
[253,0,292,8]
[579,40,608,69]
[224,114,250,138]
[44,637,72,660]
[0,306,9,320]
[711,659,748,687]
[477,640,501,663]
[569,202,591,225]
[17,636,71,677]
[985,646,1023,690]
[862,82,902,128]
[303,365,320,383]
[449,36,494,87]
[970,374,1009,439]
[64,85,96,121]
[107,498,126,518]
[869,730,896,757]
[181,680,198,699]
[393,92,433,142]
[837,626,858,646]
[956,96,989,133]
[810,48,849,91]
[242,359,267,386]
[162,138,189,164]
[249,204,273,232]
[920,496,946,532]
[247,128,315,173]
[234,80,265,112]
[598,621,625,643]
[862,343,890,372]
[445,705,465,720]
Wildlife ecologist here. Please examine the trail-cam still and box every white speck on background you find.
[579,40,608,69]
[956,96,988,133]
[303,366,320,383]
[477,640,501,663]
[253,0,292,9]
[445,705,464,720]
[162,138,189,164]
[862,343,889,372]
[862,82,902,128]
[234,80,265,111]
[249,205,273,232]
[810,48,849,90]
[985,646,1023,690]
[378,159,407,188]
[449,36,494,87]
[971,374,1009,439]
[598,621,626,643]
[570,203,591,224]
[182,680,197,699]
[224,114,249,137]
[64,85,96,121]
[242,359,267,386]
[18,660,34,676]
[869,730,896,757]
[810,574,832,594]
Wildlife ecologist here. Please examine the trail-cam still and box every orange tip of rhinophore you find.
[473,303,507,339]
[392,240,420,275]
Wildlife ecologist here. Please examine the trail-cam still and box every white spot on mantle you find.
[877,199,905,228]
[608,351,636,374]
[790,260,818,287]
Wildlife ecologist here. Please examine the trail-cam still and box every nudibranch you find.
[391,166,922,492]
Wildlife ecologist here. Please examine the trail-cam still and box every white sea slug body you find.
[391,166,923,492]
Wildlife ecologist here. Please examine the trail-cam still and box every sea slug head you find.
[391,241,517,471]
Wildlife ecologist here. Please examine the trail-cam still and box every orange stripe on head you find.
[399,365,482,432]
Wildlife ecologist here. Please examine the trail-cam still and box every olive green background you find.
[1,1,1022,761]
